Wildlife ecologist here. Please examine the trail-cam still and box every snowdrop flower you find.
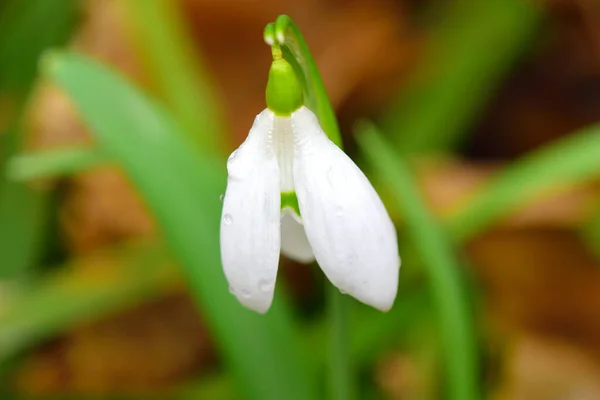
[220,56,400,313]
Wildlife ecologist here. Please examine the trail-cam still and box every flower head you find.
[220,57,400,313]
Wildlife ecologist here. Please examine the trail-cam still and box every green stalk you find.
[327,286,353,400]
[265,15,352,399]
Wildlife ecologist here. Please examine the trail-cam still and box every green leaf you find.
[0,241,177,362]
[357,123,479,400]
[264,15,342,147]
[122,0,227,152]
[0,0,79,94]
[0,181,49,279]
[382,0,541,154]
[448,123,600,242]
[45,52,315,400]
[7,146,107,182]
[0,0,80,278]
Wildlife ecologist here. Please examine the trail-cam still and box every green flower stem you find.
[327,286,353,400]
[265,15,352,399]
[264,15,342,147]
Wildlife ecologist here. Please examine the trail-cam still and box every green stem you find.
[265,15,352,399]
[264,15,342,147]
[327,285,353,400]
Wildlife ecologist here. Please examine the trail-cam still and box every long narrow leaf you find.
[382,0,541,154]
[0,242,177,362]
[448,124,600,241]
[46,52,315,400]
[0,0,79,278]
[357,124,479,400]
[122,0,226,151]
[7,146,107,182]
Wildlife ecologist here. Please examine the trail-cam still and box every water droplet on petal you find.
[339,288,348,295]
[326,167,334,187]
[259,279,274,293]
[228,286,236,295]
[241,289,251,299]
[227,150,238,164]
[223,214,233,225]
[226,149,247,181]
[219,194,224,202]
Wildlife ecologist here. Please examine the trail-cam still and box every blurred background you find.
[2,0,600,399]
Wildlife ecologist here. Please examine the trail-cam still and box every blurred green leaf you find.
[382,0,541,154]
[0,241,178,362]
[7,147,107,182]
[581,207,600,260]
[0,181,49,279]
[45,52,315,400]
[448,124,600,241]
[0,0,80,279]
[357,123,479,400]
[0,0,79,94]
[123,0,227,152]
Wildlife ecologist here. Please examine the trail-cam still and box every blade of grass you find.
[357,123,479,400]
[0,241,178,362]
[46,52,315,400]
[7,146,107,182]
[0,0,79,278]
[0,179,49,279]
[0,0,79,95]
[382,0,541,154]
[121,0,226,152]
[447,123,600,242]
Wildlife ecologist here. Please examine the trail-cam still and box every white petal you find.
[291,107,400,311]
[280,208,315,263]
[220,109,280,313]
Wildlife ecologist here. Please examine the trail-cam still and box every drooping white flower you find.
[220,56,400,314]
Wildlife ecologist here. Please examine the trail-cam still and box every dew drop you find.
[241,289,251,299]
[228,286,236,295]
[223,214,233,225]
[227,149,238,164]
[339,288,348,295]
[326,167,334,187]
[259,279,274,293]
[219,194,224,202]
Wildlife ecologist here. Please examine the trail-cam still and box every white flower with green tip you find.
[220,55,400,313]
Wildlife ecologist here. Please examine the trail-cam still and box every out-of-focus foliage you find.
[3,0,600,399]
[0,0,79,279]
[46,52,316,400]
